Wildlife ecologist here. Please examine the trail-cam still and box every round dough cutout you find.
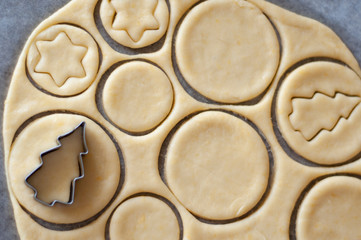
[276,62,361,165]
[108,196,180,240]
[102,61,173,133]
[26,24,99,96]
[165,111,270,220]
[175,0,279,103]
[8,113,122,224]
[296,176,361,240]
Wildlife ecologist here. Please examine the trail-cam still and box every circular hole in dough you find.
[26,24,99,96]
[276,61,361,166]
[99,0,169,49]
[175,0,279,104]
[296,176,361,240]
[165,111,270,221]
[8,113,122,225]
[108,195,180,240]
[102,61,173,133]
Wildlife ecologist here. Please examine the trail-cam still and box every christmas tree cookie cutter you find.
[24,121,88,207]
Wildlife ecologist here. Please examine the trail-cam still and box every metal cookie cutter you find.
[25,121,88,207]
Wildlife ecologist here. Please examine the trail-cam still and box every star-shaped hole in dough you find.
[110,0,160,42]
[35,32,87,87]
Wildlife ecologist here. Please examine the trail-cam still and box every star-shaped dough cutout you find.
[110,0,160,42]
[35,32,87,87]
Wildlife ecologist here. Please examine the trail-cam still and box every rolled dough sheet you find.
[3,0,361,239]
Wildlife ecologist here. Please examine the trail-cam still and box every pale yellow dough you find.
[26,24,99,96]
[108,196,180,240]
[3,0,361,239]
[166,111,269,220]
[277,62,361,165]
[102,61,173,133]
[9,114,121,224]
[99,0,169,48]
[26,123,85,204]
[297,176,361,240]
[176,0,279,103]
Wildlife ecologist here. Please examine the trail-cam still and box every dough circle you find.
[276,62,361,165]
[26,24,99,96]
[99,0,169,48]
[175,0,279,104]
[8,113,122,224]
[102,61,173,133]
[165,111,270,221]
[296,176,361,240]
[108,196,180,240]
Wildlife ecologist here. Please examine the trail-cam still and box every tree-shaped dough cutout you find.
[25,122,88,206]
[289,92,361,141]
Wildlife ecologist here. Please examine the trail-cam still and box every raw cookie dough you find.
[26,24,99,96]
[164,111,270,221]
[107,195,181,240]
[3,0,361,239]
[296,176,361,240]
[101,61,173,133]
[99,0,169,48]
[175,0,280,104]
[276,61,361,166]
[25,121,87,205]
[8,114,122,225]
